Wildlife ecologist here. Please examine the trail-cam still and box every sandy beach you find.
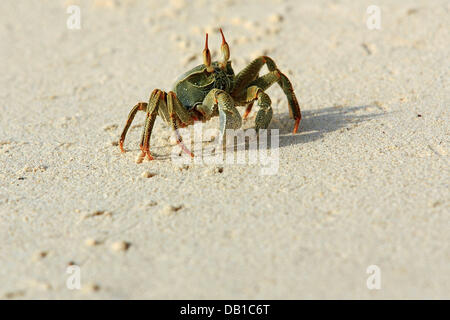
[0,0,448,299]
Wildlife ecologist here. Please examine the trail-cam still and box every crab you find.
[119,28,301,160]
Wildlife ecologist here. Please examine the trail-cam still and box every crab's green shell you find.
[172,61,235,110]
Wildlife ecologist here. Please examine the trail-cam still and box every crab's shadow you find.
[136,104,384,159]
[267,104,385,149]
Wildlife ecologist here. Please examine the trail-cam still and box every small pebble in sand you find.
[177,164,190,171]
[111,241,131,252]
[21,165,48,173]
[92,210,106,216]
[214,166,224,174]
[83,283,100,293]
[131,123,143,130]
[141,171,156,178]
[160,205,183,215]
[85,238,100,246]
[32,251,48,261]
[103,124,118,131]
[361,43,376,55]
[4,290,25,299]
[147,200,158,207]
[268,13,284,23]
[82,210,112,219]
[135,153,145,164]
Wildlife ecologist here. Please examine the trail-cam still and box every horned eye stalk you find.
[202,33,214,73]
[202,28,231,72]
[219,28,230,69]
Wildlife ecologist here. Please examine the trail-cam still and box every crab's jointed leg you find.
[242,101,254,120]
[139,89,163,160]
[167,91,194,158]
[243,86,273,131]
[167,91,193,126]
[119,102,147,152]
[199,89,241,144]
[232,56,301,133]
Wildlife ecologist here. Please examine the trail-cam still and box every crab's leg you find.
[119,102,147,152]
[248,70,281,91]
[232,58,264,95]
[140,89,163,160]
[232,56,301,133]
[167,91,194,158]
[200,89,241,144]
[243,86,273,131]
[242,101,254,120]
[167,91,193,125]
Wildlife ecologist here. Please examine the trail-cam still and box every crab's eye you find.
[202,33,213,73]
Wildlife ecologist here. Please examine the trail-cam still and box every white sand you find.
[0,0,448,299]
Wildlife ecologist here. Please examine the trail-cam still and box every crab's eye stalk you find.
[219,28,230,69]
[202,33,214,73]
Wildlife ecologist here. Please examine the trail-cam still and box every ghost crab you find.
[119,28,301,160]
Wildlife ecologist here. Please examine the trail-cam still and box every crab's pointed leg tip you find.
[219,28,226,44]
[145,151,154,161]
[293,118,300,134]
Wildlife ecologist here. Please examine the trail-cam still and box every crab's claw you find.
[202,33,213,72]
[219,28,230,69]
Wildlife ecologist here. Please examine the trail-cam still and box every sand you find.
[0,0,448,299]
